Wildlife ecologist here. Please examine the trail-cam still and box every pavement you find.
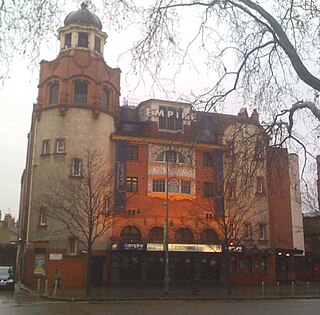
[18,281,320,302]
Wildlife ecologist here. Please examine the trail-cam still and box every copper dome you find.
[64,3,102,30]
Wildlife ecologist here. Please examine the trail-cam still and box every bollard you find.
[261,281,265,296]
[276,281,280,295]
[291,281,295,296]
[37,279,41,295]
[45,279,48,296]
[53,279,58,297]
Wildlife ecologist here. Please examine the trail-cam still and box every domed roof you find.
[64,3,102,30]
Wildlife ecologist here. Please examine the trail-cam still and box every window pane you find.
[64,33,72,48]
[49,83,59,105]
[78,32,89,48]
[181,181,191,194]
[153,179,165,192]
[74,81,88,104]
[102,89,109,110]
[94,36,101,52]
[72,159,81,176]
[168,179,179,193]
[56,139,65,153]
[128,146,138,160]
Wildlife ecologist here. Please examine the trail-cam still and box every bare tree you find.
[189,122,269,285]
[42,149,117,296]
[0,1,64,84]
[102,1,320,139]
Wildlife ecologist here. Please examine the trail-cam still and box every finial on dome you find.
[81,2,88,10]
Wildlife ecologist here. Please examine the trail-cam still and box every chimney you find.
[238,107,248,118]
[251,109,259,123]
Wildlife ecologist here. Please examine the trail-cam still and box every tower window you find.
[74,81,88,105]
[78,32,89,48]
[64,33,72,48]
[42,140,50,155]
[49,82,59,105]
[94,36,101,53]
[203,182,214,197]
[102,89,109,110]
[71,159,82,177]
[55,138,65,154]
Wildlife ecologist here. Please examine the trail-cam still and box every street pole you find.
[164,150,170,294]
[164,130,181,295]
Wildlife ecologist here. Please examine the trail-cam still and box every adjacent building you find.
[18,4,304,288]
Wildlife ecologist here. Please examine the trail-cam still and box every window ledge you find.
[69,175,83,179]
[53,152,67,156]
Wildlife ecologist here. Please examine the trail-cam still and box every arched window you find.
[74,81,88,105]
[155,150,186,164]
[168,179,179,193]
[102,89,109,110]
[120,226,141,241]
[174,228,194,244]
[147,227,163,243]
[49,82,59,105]
[200,229,220,244]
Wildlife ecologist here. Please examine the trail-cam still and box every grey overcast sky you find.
[0,1,318,219]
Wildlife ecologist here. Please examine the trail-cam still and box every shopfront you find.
[110,242,222,282]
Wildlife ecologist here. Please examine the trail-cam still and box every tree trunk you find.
[86,243,92,296]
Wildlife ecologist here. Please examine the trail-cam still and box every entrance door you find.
[119,253,141,280]
[173,254,193,281]
[147,253,165,280]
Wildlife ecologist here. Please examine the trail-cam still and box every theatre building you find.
[17,4,304,288]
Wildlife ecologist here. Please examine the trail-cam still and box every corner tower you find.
[18,4,120,288]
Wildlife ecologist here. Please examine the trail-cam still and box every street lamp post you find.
[164,130,181,295]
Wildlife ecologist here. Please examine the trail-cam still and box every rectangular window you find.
[259,224,266,240]
[64,33,72,48]
[152,179,166,192]
[203,182,214,197]
[72,159,82,177]
[127,146,139,160]
[56,138,65,154]
[78,32,89,48]
[102,89,109,110]
[257,177,264,193]
[68,238,77,255]
[42,140,50,155]
[244,223,251,240]
[203,152,213,166]
[205,213,213,220]
[39,208,47,226]
[126,177,138,192]
[94,36,101,53]
[158,106,183,131]
[181,180,191,194]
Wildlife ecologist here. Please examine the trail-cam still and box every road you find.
[1,286,319,315]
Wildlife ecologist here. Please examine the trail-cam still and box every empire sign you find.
[145,108,196,121]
